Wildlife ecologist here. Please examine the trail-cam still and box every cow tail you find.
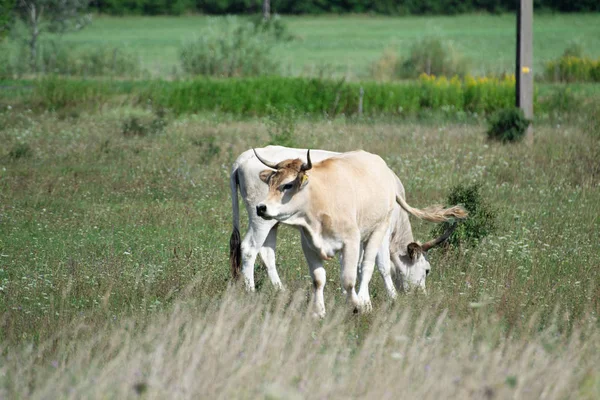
[396,194,468,223]
[230,167,242,281]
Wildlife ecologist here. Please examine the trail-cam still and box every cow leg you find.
[301,234,326,318]
[258,224,284,290]
[375,229,398,300]
[357,223,390,312]
[340,233,361,311]
[241,219,277,291]
[339,245,363,296]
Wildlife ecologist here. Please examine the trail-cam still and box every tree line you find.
[87,0,599,15]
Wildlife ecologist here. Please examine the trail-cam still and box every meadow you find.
[0,102,599,396]
[1,10,599,398]
[54,13,600,77]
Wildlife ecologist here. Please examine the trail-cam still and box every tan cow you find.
[254,149,466,317]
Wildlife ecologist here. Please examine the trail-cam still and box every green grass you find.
[3,76,599,121]
[1,108,598,339]
[0,105,598,396]
[53,13,600,77]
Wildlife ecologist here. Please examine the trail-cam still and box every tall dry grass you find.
[1,288,597,399]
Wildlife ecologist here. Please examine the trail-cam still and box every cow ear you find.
[407,242,423,262]
[299,173,309,189]
[259,170,274,184]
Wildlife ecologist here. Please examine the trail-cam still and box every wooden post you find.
[516,0,534,143]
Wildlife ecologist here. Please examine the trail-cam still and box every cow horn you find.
[421,223,458,252]
[253,148,278,169]
[300,149,312,171]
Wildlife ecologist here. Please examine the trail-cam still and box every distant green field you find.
[56,13,600,78]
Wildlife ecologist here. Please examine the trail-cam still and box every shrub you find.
[396,37,469,79]
[432,183,496,248]
[179,16,280,77]
[486,107,530,143]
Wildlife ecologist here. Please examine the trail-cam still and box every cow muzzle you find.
[256,204,272,220]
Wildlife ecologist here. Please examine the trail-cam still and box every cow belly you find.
[319,239,343,260]
[301,229,343,260]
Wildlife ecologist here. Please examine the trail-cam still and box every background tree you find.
[0,0,15,39]
[15,0,91,72]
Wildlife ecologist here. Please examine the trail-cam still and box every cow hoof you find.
[360,302,373,313]
[274,283,285,292]
[312,311,326,319]
[357,295,373,313]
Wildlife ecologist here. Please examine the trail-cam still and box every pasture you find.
[54,13,600,77]
[0,104,599,397]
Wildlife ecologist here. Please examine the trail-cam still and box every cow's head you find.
[254,149,312,221]
[393,223,457,293]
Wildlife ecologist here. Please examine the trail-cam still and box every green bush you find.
[486,107,530,143]
[395,37,469,79]
[179,16,280,77]
[432,183,496,248]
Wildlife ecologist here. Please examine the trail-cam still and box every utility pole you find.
[263,0,270,21]
[516,0,533,143]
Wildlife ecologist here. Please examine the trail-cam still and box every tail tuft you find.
[445,205,468,220]
[230,227,242,280]
[397,195,468,223]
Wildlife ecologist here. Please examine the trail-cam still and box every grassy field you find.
[0,102,599,396]
[54,13,600,77]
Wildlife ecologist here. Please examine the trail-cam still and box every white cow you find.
[230,146,464,311]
